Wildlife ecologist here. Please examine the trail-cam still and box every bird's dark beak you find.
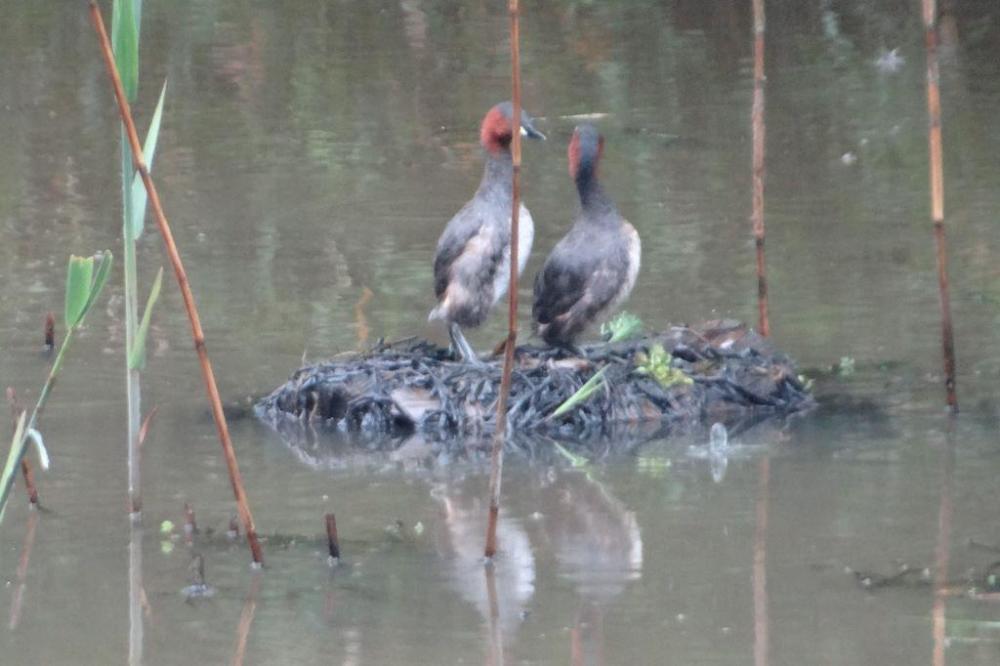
[520,119,546,140]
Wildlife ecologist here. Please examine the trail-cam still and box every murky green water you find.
[2,1,1000,663]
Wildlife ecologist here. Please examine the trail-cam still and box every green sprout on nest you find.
[549,366,609,419]
[634,343,693,388]
[601,311,643,343]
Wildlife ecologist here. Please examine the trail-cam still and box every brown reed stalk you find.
[325,512,340,562]
[753,457,770,666]
[43,312,55,352]
[87,0,263,565]
[923,0,958,412]
[750,0,770,338]
[484,0,522,559]
[6,388,38,505]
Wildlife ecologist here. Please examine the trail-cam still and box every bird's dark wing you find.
[533,233,630,330]
[433,201,485,298]
[532,236,596,324]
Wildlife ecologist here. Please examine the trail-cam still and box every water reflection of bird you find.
[533,125,641,350]
[429,102,546,363]
[430,479,535,637]
[536,470,643,604]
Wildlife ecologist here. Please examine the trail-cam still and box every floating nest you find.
[255,320,814,453]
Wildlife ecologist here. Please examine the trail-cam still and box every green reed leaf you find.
[128,266,163,370]
[130,79,167,238]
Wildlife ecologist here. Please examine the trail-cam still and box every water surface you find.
[1,1,1000,664]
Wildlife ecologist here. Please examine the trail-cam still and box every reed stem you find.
[88,0,264,565]
[750,0,770,338]
[923,0,958,412]
[484,0,522,560]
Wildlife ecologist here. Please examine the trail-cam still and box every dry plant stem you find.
[753,457,770,666]
[924,0,958,411]
[88,0,263,565]
[484,0,522,560]
[932,433,954,666]
[751,0,770,338]
[44,312,55,351]
[184,502,198,537]
[325,513,340,560]
[7,389,38,505]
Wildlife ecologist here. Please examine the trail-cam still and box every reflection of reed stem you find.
[932,432,954,666]
[484,564,505,666]
[128,523,144,666]
[923,0,958,412]
[87,1,264,564]
[750,0,770,338]
[753,457,770,666]
[231,574,261,666]
[485,0,522,559]
[8,508,38,631]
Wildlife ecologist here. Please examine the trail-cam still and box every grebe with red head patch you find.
[532,124,641,349]
[429,102,545,364]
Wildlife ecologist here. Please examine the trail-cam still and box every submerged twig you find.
[88,1,263,565]
[923,0,958,411]
[484,0,523,560]
[750,0,770,337]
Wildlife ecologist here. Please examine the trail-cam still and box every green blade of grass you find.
[130,79,167,238]
[550,366,608,419]
[65,255,95,329]
[128,266,163,370]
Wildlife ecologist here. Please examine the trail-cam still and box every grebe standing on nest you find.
[429,102,546,363]
[532,124,641,350]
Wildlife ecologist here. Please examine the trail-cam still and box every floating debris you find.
[255,320,813,452]
[875,48,905,74]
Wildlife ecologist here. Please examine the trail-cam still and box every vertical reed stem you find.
[923,0,958,411]
[750,0,770,338]
[88,0,263,565]
[484,0,522,560]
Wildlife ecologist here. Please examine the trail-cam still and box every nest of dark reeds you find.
[254,320,814,453]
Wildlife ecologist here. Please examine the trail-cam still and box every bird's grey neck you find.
[576,174,617,221]
[476,151,514,200]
